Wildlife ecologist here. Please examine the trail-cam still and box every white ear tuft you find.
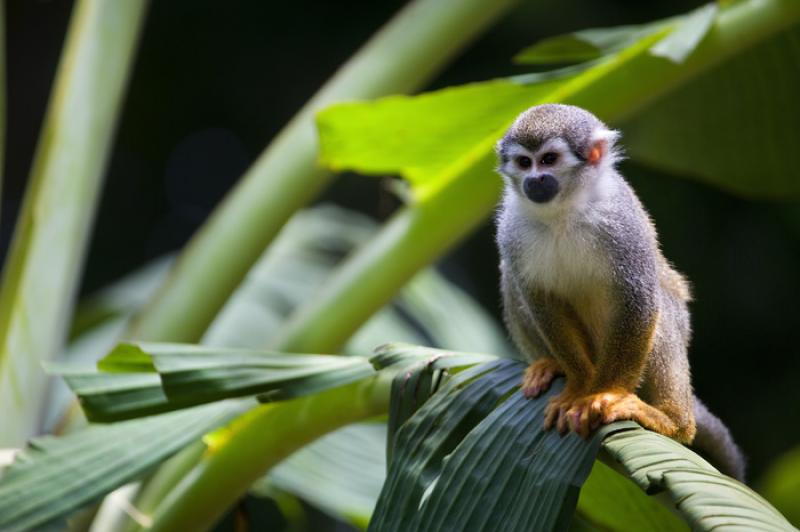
[591,127,620,145]
[588,127,622,167]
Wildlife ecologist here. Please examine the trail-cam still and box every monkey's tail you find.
[691,396,747,482]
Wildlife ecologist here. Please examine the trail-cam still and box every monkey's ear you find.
[587,128,619,166]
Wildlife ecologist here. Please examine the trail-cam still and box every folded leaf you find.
[58,343,376,421]
[371,359,601,531]
[602,424,796,531]
[0,401,249,532]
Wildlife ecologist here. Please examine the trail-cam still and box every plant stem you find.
[117,441,207,532]
[272,154,502,353]
[0,0,5,197]
[145,373,392,531]
[0,0,148,446]
[127,0,519,343]
[271,0,800,355]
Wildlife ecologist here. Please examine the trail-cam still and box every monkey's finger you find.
[588,398,605,429]
[543,404,559,430]
[579,404,594,438]
[568,407,588,438]
[556,407,570,435]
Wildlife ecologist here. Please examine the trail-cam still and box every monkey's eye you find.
[540,152,559,165]
[515,155,532,169]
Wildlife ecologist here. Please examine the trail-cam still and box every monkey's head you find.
[496,104,620,211]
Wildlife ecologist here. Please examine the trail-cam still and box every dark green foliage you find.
[372,360,602,532]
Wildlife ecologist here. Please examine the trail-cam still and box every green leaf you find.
[649,3,718,63]
[0,401,249,532]
[97,342,157,373]
[317,79,562,196]
[578,460,686,531]
[371,360,602,531]
[622,24,800,199]
[513,22,664,65]
[602,424,796,531]
[58,343,376,422]
[318,2,800,208]
[58,369,167,422]
[760,446,800,527]
[54,206,511,528]
[370,347,793,531]
[267,423,387,529]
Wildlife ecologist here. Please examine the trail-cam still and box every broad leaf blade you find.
[59,344,376,422]
[622,24,800,199]
[649,3,718,63]
[602,424,796,531]
[577,460,686,531]
[513,22,665,65]
[760,446,800,527]
[0,401,249,532]
[267,423,387,529]
[371,359,522,530]
[317,79,562,195]
[371,360,602,532]
[318,4,800,207]
[59,370,167,422]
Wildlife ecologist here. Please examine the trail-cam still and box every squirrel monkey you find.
[495,104,745,481]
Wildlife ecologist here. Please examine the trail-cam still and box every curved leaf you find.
[57,344,376,422]
[371,359,601,531]
[513,24,652,65]
[602,424,796,531]
[649,3,717,63]
[622,24,800,199]
[318,2,800,205]
[0,400,250,532]
[578,460,686,531]
[760,446,800,527]
[371,346,793,531]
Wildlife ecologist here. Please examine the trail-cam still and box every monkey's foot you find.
[522,358,564,398]
[543,387,585,435]
[561,391,680,439]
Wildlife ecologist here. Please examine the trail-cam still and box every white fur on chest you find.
[517,213,615,349]
[518,218,609,296]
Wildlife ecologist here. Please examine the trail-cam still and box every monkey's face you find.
[496,137,586,205]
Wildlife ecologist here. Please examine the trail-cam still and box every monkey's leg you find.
[565,309,697,441]
[560,290,660,438]
[522,358,564,398]
[562,390,685,440]
[502,273,587,406]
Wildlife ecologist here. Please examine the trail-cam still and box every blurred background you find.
[5,0,799,485]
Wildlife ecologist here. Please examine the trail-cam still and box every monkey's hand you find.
[522,358,564,398]
[557,390,683,440]
[543,384,588,435]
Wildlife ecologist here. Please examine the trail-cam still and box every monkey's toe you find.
[522,358,564,398]
[601,394,679,437]
[543,387,582,435]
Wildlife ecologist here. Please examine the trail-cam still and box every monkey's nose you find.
[523,174,559,203]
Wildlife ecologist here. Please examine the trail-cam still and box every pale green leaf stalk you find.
[0,0,149,446]
[0,0,5,197]
[127,0,519,343]
[144,373,392,532]
[272,0,800,354]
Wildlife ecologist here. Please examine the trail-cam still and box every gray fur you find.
[495,104,746,481]
[498,104,602,162]
[694,398,747,481]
